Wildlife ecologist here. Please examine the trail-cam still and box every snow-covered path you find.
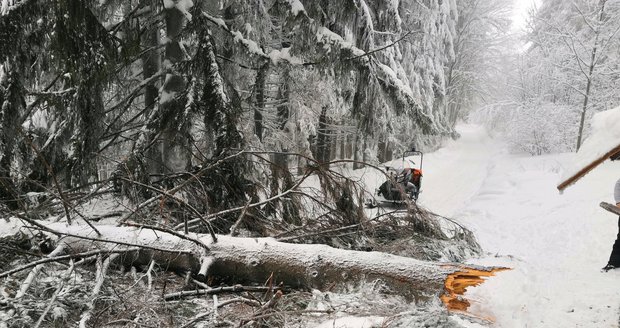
[420,124,620,327]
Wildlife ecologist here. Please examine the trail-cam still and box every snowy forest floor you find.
[387,124,620,327]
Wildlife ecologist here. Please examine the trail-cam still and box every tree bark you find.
[253,62,269,142]
[156,0,191,173]
[140,0,163,173]
[316,106,330,165]
[14,223,502,307]
[0,66,22,210]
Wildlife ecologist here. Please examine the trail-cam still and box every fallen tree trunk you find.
[8,222,504,309]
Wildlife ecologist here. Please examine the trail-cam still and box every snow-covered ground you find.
[417,124,620,327]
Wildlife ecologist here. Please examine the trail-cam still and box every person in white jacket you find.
[602,178,620,272]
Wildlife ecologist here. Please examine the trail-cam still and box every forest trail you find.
[419,124,620,327]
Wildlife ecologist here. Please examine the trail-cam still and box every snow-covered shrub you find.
[470,102,580,155]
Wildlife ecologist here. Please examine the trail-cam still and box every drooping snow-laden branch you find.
[200,3,441,137]
[202,11,270,60]
[20,130,104,236]
[116,150,246,225]
[344,30,419,62]
[171,171,313,231]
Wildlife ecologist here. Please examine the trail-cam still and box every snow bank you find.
[559,106,620,184]
[0,217,23,238]
[417,124,620,327]
[287,0,306,16]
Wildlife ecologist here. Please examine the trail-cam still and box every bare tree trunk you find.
[254,62,269,142]
[316,106,330,165]
[141,1,160,114]
[353,131,362,169]
[141,0,163,172]
[296,121,305,176]
[378,138,387,163]
[576,0,607,151]
[0,65,22,210]
[339,130,346,161]
[158,0,191,172]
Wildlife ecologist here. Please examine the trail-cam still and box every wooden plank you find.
[600,201,620,216]
[557,143,620,192]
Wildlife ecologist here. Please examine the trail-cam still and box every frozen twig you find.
[15,244,65,299]
[179,298,260,328]
[33,261,74,328]
[79,253,119,328]
[2,245,66,328]
[191,278,210,290]
[146,260,155,291]
[125,222,210,250]
[0,248,139,279]
[229,200,252,236]
[173,172,312,230]
[164,286,282,301]
[237,291,283,326]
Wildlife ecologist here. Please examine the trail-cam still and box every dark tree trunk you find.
[195,25,249,215]
[158,2,189,173]
[141,0,164,174]
[53,0,114,187]
[316,106,330,165]
[378,138,387,163]
[266,68,300,225]
[71,80,105,186]
[141,0,160,114]
[0,67,23,210]
[254,62,269,142]
[353,132,362,169]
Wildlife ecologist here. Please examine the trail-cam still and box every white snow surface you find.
[231,30,267,57]
[342,123,620,326]
[417,124,620,326]
[0,217,22,238]
[314,316,385,328]
[316,27,366,57]
[0,64,5,83]
[287,0,306,16]
[269,47,303,65]
[1,0,14,15]
[560,106,620,185]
